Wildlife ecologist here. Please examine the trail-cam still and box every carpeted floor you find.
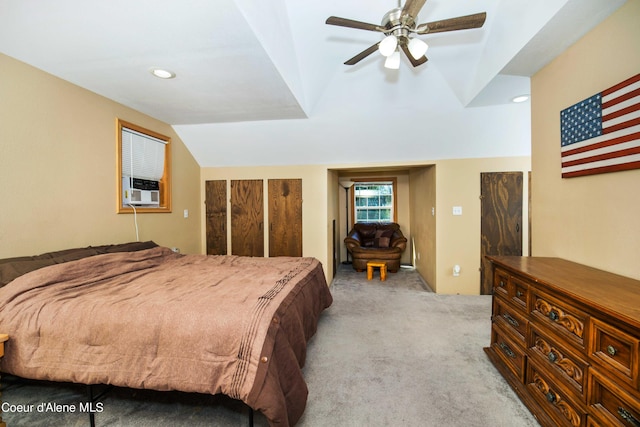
[1,264,538,426]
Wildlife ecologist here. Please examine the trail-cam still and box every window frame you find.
[116,119,172,213]
[350,177,397,225]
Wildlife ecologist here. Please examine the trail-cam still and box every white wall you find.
[174,71,531,168]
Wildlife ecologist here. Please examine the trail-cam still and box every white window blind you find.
[121,127,167,181]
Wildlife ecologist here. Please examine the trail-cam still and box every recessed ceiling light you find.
[512,95,530,103]
[150,68,176,79]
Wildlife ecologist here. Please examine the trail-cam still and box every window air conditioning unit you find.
[122,176,160,206]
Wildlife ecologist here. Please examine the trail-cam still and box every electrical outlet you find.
[452,206,462,215]
[183,209,189,218]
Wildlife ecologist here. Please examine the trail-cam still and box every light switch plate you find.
[452,206,462,215]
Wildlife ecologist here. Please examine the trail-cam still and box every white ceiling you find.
[0,0,626,166]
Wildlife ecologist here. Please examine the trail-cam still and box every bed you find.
[0,242,332,426]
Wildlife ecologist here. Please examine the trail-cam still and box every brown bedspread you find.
[0,247,332,426]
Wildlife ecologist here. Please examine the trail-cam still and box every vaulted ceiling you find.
[0,0,626,166]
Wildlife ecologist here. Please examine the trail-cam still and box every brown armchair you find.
[344,222,407,272]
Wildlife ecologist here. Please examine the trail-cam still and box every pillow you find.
[0,249,101,287]
[0,258,57,287]
[0,255,34,265]
[33,247,97,260]
[362,237,376,247]
[374,229,395,248]
[0,241,158,287]
[35,248,101,261]
[355,223,377,238]
[99,241,158,253]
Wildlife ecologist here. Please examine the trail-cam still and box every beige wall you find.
[0,54,201,258]
[435,157,531,294]
[531,0,640,279]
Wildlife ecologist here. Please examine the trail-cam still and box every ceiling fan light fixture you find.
[378,35,398,57]
[384,50,401,69]
[407,38,428,60]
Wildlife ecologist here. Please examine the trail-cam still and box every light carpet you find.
[1,265,538,426]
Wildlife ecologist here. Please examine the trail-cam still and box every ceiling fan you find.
[326,0,486,69]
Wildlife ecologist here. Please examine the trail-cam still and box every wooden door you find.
[268,179,302,257]
[205,180,227,255]
[231,180,264,257]
[480,172,523,295]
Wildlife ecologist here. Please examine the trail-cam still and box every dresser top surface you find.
[488,256,640,327]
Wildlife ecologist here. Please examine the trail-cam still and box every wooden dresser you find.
[484,257,640,427]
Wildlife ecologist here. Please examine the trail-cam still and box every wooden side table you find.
[0,333,8,427]
[366,261,387,281]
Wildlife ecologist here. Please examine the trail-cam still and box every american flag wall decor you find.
[560,73,640,178]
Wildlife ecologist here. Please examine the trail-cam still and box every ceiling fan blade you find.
[326,16,384,32]
[402,0,427,20]
[400,43,428,67]
[416,12,487,34]
[344,43,380,65]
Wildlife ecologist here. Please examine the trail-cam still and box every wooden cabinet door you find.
[231,180,264,257]
[480,172,523,294]
[205,180,227,255]
[268,179,302,257]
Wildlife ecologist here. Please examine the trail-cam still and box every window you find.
[352,178,397,223]
[116,119,171,213]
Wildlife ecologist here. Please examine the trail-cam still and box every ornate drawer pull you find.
[499,280,506,288]
[548,351,558,363]
[516,290,524,297]
[607,345,617,356]
[546,391,556,403]
[548,310,560,321]
[618,407,640,427]
[503,313,519,328]
[499,342,516,359]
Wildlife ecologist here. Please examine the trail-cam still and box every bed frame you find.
[0,242,332,427]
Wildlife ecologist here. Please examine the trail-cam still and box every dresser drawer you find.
[529,324,588,400]
[510,274,530,312]
[493,295,528,344]
[491,324,527,382]
[588,318,639,391]
[494,267,510,299]
[493,268,530,314]
[531,289,588,350]
[527,361,587,427]
[588,369,640,427]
